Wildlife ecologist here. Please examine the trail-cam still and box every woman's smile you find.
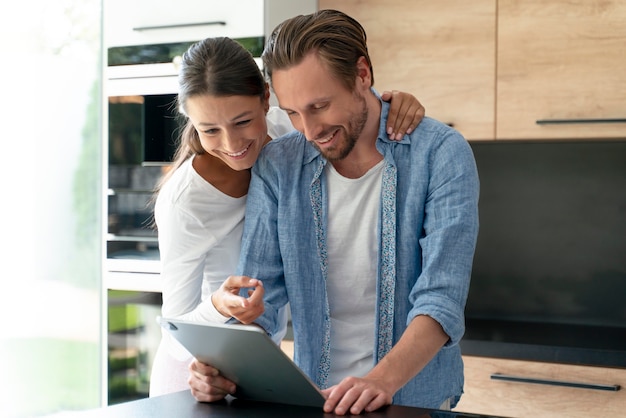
[223,143,252,159]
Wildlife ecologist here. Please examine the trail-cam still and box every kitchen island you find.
[78,389,509,417]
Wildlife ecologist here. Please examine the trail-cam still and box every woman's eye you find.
[236,119,252,127]
[203,128,219,135]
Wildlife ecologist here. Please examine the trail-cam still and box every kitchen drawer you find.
[454,356,626,417]
[104,0,264,47]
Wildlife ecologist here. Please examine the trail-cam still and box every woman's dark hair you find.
[154,37,267,193]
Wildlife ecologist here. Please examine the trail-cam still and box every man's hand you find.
[211,276,264,323]
[188,359,236,402]
[321,376,393,415]
[381,90,425,141]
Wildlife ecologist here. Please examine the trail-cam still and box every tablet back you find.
[158,317,325,408]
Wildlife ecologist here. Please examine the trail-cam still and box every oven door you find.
[106,49,185,272]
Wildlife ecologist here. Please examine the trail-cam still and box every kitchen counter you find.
[78,390,510,417]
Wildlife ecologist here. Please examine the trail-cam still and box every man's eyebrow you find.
[280,98,331,113]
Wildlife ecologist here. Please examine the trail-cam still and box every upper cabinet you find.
[319,0,626,140]
[104,0,265,48]
[319,0,497,140]
[104,0,317,48]
[497,0,626,139]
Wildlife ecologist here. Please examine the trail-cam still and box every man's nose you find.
[300,115,323,142]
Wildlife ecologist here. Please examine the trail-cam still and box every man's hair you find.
[262,9,374,92]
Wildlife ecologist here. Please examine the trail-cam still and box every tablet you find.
[158,317,325,408]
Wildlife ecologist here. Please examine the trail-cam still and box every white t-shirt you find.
[149,106,293,397]
[325,160,384,385]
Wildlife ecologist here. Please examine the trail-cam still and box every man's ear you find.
[356,56,372,88]
[263,82,271,113]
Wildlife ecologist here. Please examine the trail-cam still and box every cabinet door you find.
[497,0,626,139]
[455,356,626,418]
[104,0,264,47]
[319,0,496,140]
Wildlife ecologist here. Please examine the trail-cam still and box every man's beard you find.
[316,93,368,162]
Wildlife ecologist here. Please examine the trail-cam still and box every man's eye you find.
[313,103,328,110]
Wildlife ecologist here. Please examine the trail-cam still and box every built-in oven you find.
[106,83,178,279]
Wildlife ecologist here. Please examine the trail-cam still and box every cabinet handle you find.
[107,234,158,243]
[535,118,626,125]
[490,373,621,392]
[133,21,226,31]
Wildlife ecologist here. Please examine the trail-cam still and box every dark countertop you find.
[79,390,510,418]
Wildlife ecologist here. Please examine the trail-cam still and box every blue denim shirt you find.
[236,100,479,409]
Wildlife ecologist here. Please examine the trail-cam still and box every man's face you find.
[272,53,369,161]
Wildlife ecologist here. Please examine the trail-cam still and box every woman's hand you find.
[381,90,425,140]
[188,359,236,402]
[211,276,265,324]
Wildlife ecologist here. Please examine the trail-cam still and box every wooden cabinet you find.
[496,0,626,139]
[455,356,626,418]
[319,0,497,140]
[319,0,626,140]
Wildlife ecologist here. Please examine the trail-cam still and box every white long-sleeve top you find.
[149,107,293,397]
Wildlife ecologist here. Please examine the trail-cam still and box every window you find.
[0,1,103,416]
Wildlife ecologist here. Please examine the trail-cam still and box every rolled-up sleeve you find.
[406,130,479,346]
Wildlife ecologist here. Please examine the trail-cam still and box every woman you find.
[149,36,425,397]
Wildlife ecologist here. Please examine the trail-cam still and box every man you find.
[189,9,479,415]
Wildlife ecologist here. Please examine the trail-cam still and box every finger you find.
[402,101,425,136]
[322,384,347,414]
[215,277,262,314]
[346,387,384,415]
[391,101,423,140]
[232,300,264,324]
[322,377,358,415]
[228,280,264,323]
[385,90,404,138]
[364,392,391,413]
[390,108,412,139]
[189,359,217,375]
[188,362,236,402]
[387,92,425,140]
[331,386,369,416]
[189,375,229,402]
[222,275,259,292]
[212,288,246,318]
[246,282,265,305]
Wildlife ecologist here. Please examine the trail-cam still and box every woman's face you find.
[185,94,269,171]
